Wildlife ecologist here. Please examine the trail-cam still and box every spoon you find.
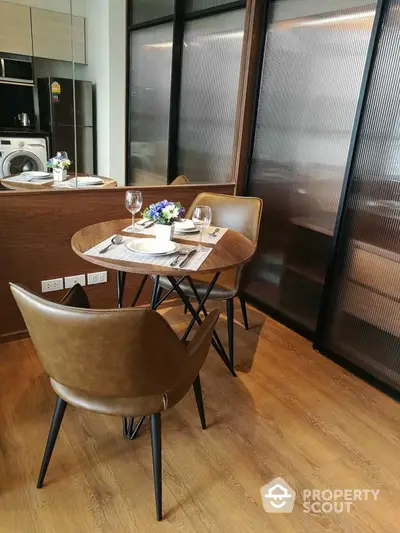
[209,227,220,237]
[99,234,123,254]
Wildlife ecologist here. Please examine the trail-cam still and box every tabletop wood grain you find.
[71,219,256,276]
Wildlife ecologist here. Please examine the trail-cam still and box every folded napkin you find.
[174,220,196,231]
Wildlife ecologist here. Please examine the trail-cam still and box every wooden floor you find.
[0,302,399,532]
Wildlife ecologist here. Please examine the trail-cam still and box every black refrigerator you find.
[38,77,94,173]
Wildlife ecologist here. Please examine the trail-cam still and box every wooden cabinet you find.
[0,2,33,56]
[31,8,86,64]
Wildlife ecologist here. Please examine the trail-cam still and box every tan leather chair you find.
[157,193,263,369]
[10,282,219,522]
[170,175,189,185]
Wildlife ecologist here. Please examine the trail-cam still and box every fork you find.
[170,249,189,267]
[209,227,220,238]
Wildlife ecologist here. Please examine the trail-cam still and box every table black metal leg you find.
[186,276,225,354]
[153,276,186,310]
[131,275,148,307]
[186,277,208,318]
[117,271,126,308]
[181,273,220,341]
[156,287,163,303]
[122,416,146,440]
[166,276,235,376]
[151,276,160,310]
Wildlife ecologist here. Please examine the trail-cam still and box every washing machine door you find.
[2,150,45,177]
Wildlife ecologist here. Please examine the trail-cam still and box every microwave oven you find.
[0,53,34,86]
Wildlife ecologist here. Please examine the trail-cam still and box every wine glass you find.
[125,190,143,231]
[192,205,212,250]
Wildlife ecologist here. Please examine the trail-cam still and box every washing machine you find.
[0,137,48,178]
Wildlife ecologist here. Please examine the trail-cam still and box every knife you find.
[179,249,197,268]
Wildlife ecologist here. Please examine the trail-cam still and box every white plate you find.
[70,177,104,186]
[174,227,199,234]
[125,238,180,256]
[20,171,52,179]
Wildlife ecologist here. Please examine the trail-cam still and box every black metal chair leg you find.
[193,375,206,429]
[37,396,67,488]
[239,295,249,330]
[184,303,188,314]
[150,413,162,521]
[226,298,234,369]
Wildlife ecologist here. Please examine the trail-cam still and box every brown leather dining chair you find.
[10,282,219,521]
[170,175,189,185]
[157,193,263,369]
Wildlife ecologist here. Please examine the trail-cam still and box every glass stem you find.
[132,213,135,231]
[199,228,203,249]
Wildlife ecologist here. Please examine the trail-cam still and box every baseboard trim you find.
[0,329,29,344]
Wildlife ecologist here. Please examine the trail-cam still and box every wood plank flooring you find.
[0,302,399,533]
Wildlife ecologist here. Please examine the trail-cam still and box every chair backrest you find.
[10,283,188,399]
[170,175,189,186]
[186,193,263,244]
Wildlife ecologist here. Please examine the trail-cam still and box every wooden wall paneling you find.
[231,0,268,195]
[0,183,234,341]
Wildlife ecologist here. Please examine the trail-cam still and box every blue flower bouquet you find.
[142,200,185,226]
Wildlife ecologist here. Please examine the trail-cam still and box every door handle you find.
[0,58,5,78]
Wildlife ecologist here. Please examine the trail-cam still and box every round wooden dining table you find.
[0,173,117,191]
[72,218,256,378]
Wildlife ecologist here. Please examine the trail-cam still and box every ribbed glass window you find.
[245,1,376,331]
[177,10,245,183]
[128,25,173,185]
[323,0,400,390]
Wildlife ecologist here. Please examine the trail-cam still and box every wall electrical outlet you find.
[64,274,86,289]
[41,278,64,293]
[87,271,108,285]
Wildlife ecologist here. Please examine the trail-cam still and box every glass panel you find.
[245,2,376,331]
[324,0,400,390]
[178,10,245,183]
[130,0,174,26]
[186,0,239,12]
[128,24,173,185]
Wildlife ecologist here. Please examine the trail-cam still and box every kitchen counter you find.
[0,173,117,192]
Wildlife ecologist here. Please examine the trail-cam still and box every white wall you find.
[108,2,126,184]
[82,0,110,178]
[82,0,126,184]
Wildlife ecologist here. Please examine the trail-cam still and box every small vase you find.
[53,168,68,182]
[155,223,174,241]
